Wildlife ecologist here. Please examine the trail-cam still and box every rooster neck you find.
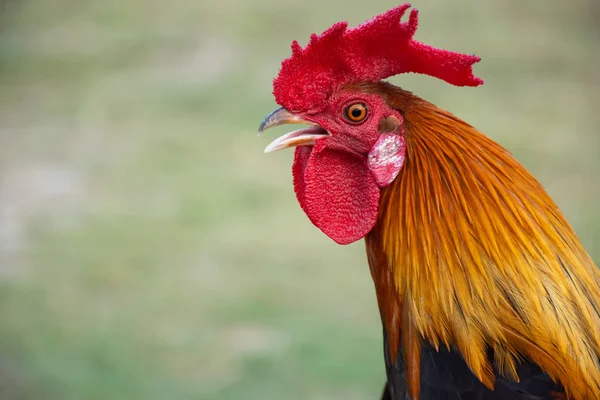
[365,85,600,400]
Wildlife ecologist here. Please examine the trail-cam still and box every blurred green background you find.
[0,0,598,399]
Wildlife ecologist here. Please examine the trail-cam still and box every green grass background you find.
[0,0,598,399]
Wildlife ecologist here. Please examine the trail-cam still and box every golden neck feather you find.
[365,84,600,399]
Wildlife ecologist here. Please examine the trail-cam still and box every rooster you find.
[257,4,600,400]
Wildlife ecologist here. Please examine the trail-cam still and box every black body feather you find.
[380,327,564,400]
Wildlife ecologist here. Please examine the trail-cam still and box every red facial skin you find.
[305,90,402,152]
[291,89,406,245]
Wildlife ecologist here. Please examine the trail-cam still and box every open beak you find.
[258,107,330,153]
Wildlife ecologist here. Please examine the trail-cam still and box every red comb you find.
[273,4,483,112]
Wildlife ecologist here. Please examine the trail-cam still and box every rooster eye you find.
[345,103,368,122]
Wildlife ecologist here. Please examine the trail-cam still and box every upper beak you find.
[258,107,330,153]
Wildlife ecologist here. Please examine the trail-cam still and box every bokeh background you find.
[0,0,598,399]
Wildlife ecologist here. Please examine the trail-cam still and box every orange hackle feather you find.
[363,82,600,400]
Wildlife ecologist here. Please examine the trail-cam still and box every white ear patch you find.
[367,133,406,188]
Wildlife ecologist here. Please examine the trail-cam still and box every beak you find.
[258,107,329,153]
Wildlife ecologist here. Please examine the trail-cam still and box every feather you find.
[364,82,600,399]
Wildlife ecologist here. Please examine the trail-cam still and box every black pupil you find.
[351,107,363,118]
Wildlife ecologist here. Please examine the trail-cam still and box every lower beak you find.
[258,107,329,153]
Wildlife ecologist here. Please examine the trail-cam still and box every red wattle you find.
[293,145,380,245]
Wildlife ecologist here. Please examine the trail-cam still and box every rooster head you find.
[258,4,483,245]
